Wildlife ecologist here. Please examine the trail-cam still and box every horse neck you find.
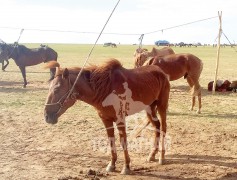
[70,72,97,106]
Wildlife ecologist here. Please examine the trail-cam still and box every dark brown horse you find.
[44,59,170,174]
[147,54,203,113]
[0,43,58,87]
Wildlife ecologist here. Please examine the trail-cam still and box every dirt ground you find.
[0,79,237,180]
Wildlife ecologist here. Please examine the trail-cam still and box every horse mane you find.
[88,58,123,102]
[16,44,29,53]
[45,58,123,102]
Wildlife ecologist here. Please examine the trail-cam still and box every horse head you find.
[134,51,149,68]
[40,44,48,48]
[44,62,77,124]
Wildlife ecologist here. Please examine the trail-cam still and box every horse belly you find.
[126,100,148,116]
[21,58,43,66]
[102,93,149,121]
[102,82,152,118]
[161,66,186,81]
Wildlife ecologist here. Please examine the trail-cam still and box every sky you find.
[0,0,236,45]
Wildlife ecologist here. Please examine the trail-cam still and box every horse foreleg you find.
[146,104,160,162]
[102,120,117,172]
[19,66,27,88]
[1,61,4,71]
[116,122,131,175]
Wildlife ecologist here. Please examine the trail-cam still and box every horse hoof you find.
[106,163,115,172]
[120,166,131,175]
[159,158,165,165]
[196,110,201,114]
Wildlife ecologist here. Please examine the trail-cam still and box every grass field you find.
[0,44,236,180]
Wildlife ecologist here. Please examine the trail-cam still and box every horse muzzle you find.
[44,112,58,124]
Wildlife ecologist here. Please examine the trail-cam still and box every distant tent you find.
[155,40,170,46]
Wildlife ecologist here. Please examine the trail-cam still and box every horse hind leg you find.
[190,96,195,111]
[187,76,198,112]
[117,123,131,175]
[49,67,56,81]
[197,90,202,114]
[19,66,27,88]
[189,84,202,114]
[145,104,160,162]
[156,101,168,165]
[145,100,167,165]
[191,83,202,114]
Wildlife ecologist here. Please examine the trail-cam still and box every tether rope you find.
[65,0,121,100]
[144,16,218,35]
[6,29,24,59]
[0,16,218,37]
[222,31,237,53]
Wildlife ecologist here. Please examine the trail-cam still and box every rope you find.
[16,29,24,43]
[0,26,140,36]
[0,16,218,37]
[222,31,237,53]
[65,0,121,100]
[144,16,218,35]
[6,29,24,59]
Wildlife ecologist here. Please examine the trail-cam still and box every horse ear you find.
[62,68,69,79]
[151,47,156,55]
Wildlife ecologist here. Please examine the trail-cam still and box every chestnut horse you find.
[147,54,203,113]
[44,59,170,174]
[134,47,175,68]
[0,43,58,87]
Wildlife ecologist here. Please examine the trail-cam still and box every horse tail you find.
[46,47,58,61]
[44,61,60,69]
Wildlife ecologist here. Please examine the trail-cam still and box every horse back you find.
[149,54,188,81]
[111,65,170,104]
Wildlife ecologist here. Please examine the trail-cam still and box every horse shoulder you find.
[110,68,127,93]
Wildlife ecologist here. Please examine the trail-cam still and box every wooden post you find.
[212,11,222,94]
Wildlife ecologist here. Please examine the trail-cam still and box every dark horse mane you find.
[48,58,123,102]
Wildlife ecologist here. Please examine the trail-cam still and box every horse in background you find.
[0,43,58,87]
[147,54,203,113]
[44,59,170,174]
[134,47,175,68]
